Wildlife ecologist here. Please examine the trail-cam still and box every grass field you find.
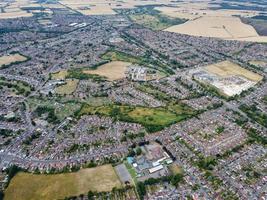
[51,70,68,80]
[204,60,263,82]
[4,165,122,200]
[0,53,27,68]
[77,103,194,132]
[168,164,183,175]
[55,79,79,95]
[83,61,131,81]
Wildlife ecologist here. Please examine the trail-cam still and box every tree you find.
[171,174,183,187]
[136,147,142,155]
[88,191,95,200]
[0,191,4,200]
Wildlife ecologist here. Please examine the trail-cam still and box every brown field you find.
[0,53,27,67]
[204,60,263,82]
[58,0,189,15]
[155,4,260,20]
[0,0,56,19]
[164,16,267,42]
[4,165,122,200]
[55,79,78,95]
[83,61,132,81]
[168,164,183,175]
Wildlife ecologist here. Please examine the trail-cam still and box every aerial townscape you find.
[0,0,266,199]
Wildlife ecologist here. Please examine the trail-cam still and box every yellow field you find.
[83,61,132,81]
[58,0,187,15]
[204,61,263,82]
[51,70,68,80]
[0,53,27,67]
[4,165,122,200]
[249,60,267,67]
[164,16,267,42]
[55,79,78,95]
[155,4,260,20]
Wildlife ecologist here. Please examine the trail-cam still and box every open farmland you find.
[0,53,28,68]
[165,16,267,42]
[4,165,122,200]
[83,61,132,81]
[164,16,267,42]
[0,0,45,19]
[58,0,181,16]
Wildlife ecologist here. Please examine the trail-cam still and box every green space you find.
[0,77,33,96]
[66,69,106,82]
[76,103,195,132]
[28,98,81,121]
[124,161,138,184]
[118,6,187,31]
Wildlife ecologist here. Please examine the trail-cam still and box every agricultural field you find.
[0,53,28,68]
[77,103,195,132]
[155,5,261,20]
[164,16,267,42]
[0,0,53,19]
[83,61,132,81]
[4,165,122,200]
[58,0,181,16]
[204,61,263,82]
[55,79,79,95]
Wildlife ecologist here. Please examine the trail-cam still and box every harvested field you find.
[0,53,27,68]
[58,0,190,16]
[83,61,132,81]
[55,79,78,95]
[204,61,263,82]
[165,16,267,42]
[155,6,260,20]
[4,165,122,200]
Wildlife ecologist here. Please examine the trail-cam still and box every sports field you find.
[4,165,122,200]
[83,61,131,81]
[204,61,263,82]
[0,53,27,68]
